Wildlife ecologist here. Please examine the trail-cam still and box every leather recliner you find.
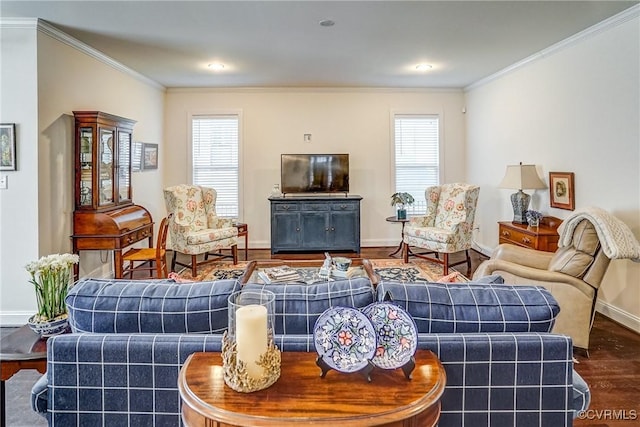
[473,219,610,351]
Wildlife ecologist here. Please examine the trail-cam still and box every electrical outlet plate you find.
[0,175,7,189]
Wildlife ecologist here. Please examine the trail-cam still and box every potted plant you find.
[525,210,544,228]
[24,253,79,336]
[390,192,415,220]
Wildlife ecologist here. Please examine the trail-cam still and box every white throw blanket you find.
[558,207,640,262]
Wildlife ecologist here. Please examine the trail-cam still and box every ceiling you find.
[1,1,637,88]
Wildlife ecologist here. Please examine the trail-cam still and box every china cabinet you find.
[71,111,153,279]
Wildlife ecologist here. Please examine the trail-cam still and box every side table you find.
[0,325,47,427]
[234,222,249,260]
[498,216,561,252]
[179,350,446,427]
[385,216,410,257]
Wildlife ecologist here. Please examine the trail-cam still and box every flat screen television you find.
[281,154,349,195]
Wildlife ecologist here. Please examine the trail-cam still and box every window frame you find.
[390,111,443,215]
[188,110,244,219]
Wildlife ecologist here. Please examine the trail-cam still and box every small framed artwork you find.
[142,143,158,170]
[132,142,143,172]
[549,172,575,210]
[0,123,17,171]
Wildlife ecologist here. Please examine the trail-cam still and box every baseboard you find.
[595,300,640,334]
[0,311,36,326]
[472,241,493,257]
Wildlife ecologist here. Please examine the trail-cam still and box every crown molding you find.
[465,4,640,92]
[0,18,165,91]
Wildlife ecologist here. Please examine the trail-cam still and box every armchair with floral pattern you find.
[164,184,238,276]
[402,183,480,275]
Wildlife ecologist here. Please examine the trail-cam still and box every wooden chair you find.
[122,216,170,279]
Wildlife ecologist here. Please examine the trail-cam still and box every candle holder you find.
[223,290,281,393]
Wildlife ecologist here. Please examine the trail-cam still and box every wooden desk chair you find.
[122,216,170,279]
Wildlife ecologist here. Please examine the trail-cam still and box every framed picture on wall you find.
[132,142,143,172]
[0,123,17,171]
[549,172,575,210]
[142,143,158,170]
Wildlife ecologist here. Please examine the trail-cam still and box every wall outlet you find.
[304,133,312,142]
[0,175,7,190]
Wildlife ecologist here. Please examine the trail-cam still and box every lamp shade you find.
[499,163,547,190]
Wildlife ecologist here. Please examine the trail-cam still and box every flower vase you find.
[396,208,407,220]
[528,217,540,228]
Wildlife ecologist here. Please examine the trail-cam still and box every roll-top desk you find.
[71,111,153,279]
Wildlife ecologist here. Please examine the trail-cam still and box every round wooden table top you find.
[178,350,446,427]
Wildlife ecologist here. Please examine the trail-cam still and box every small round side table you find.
[386,216,410,258]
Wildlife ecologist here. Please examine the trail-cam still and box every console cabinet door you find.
[301,212,329,249]
[272,212,301,250]
[330,210,359,251]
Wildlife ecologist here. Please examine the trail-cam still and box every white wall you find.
[0,21,165,325]
[0,21,40,322]
[164,88,466,248]
[466,14,640,330]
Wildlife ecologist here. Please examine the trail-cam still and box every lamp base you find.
[510,190,530,224]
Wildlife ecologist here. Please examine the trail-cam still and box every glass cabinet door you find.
[118,131,132,203]
[98,129,114,206]
[79,127,93,206]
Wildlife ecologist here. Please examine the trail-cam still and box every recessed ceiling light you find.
[319,19,335,27]
[415,63,433,71]
[208,62,225,71]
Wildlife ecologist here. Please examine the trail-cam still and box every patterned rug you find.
[176,258,467,283]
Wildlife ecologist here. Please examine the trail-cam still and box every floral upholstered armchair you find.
[164,184,238,276]
[402,183,480,276]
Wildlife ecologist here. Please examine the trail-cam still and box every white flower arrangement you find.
[25,253,79,322]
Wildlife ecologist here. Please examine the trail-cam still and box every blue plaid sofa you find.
[31,276,590,426]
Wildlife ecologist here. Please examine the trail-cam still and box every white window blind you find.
[394,115,440,215]
[191,115,239,218]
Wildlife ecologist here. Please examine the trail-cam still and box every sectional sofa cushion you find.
[376,281,559,333]
[243,277,375,335]
[66,278,241,334]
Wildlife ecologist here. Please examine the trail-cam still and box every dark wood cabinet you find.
[71,111,153,279]
[498,217,561,252]
[269,195,362,254]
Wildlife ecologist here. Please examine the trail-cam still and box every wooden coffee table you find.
[178,350,446,427]
[239,258,379,286]
[0,325,48,427]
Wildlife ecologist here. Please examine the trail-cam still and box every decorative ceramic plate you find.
[361,302,418,370]
[313,306,377,373]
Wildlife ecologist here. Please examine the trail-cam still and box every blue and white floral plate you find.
[361,302,418,370]
[313,306,377,373]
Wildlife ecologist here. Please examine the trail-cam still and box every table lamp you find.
[499,162,547,224]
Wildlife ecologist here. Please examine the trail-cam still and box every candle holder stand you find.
[222,331,281,393]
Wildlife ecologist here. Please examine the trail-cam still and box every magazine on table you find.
[259,266,302,283]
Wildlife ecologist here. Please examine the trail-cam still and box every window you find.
[393,114,440,215]
[191,114,240,218]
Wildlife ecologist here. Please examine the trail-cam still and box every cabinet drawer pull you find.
[501,230,511,237]
[283,205,290,210]
[295,227,300,232]
[340,204,347,209]
[522,237,531,244]
[325,228,329,231]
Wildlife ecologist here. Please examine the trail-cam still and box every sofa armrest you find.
[417,332,586,426]
[30,374,49,420]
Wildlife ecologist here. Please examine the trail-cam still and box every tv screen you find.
[281,154,349,194]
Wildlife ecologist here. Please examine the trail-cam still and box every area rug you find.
[175,258,467,283]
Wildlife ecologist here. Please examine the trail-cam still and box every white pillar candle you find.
[235,304,268,379]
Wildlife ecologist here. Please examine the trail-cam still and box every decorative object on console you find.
[549,171,575,210]
[525,210,544,227]
[499,162,547,224]
[390,192,415,220]
[0,123,16,171]
[25,253,79,336]
[332,256,352,271]
[223,290,281,393]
